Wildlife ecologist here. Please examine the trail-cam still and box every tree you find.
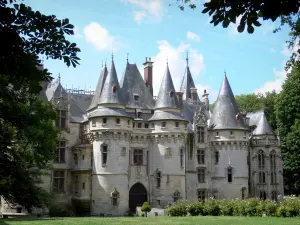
[0,0,80,211]
[141,202,152,217]
[276,64,300,195]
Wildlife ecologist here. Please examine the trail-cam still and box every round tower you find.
[148,63,188,207]
[87,57,133,215]
[208,73,249,199]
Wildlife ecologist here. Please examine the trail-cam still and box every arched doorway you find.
[129,183,147,212]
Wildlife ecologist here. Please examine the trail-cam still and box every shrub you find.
[203,199,220,216]
[187,201,204,216]
[141,202,152,217]
[167,201,187,217]
[49,202,73,217]
[219,199,234,216]
[263,200,278,216]
[277,196,300,217]
[244,198,260,216]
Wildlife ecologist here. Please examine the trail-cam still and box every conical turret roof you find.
[98,58,122,105]
[209,73,247,130]
[87,64,108,110]
[180,57,199,101]
[155,63,179,109]
[253,111,274,135]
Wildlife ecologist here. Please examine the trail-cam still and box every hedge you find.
[167,196,300,217]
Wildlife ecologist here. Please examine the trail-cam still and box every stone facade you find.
[0,56,284,216]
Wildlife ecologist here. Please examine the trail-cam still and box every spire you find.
[155,63,179,109]
[253,111,274,135]
[209,73,247,130]
[186,50,189,66]
[98,56,122,104]
[179,53,198,101]
[126,53,129,64]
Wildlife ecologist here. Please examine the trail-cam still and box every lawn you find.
[0,216,300,225]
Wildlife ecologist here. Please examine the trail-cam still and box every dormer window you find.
[175,122,179,128]
[169,89,174,97]
[230,131,234,135]
[145,123,149,128]
[162,122,166,128]
[112,85,118,93]
[102,118,107,124]
[133,94,139,101]
[116,118,120,124]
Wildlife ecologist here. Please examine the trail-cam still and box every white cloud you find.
[140,40,206,97]
[122,0,164,23]
[187,31,200,42]
[83,22,123,52]
[254,62,289,94]
[133,11,147,24]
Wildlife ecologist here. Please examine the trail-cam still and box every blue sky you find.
[25,0,292,102]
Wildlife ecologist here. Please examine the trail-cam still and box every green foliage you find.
[49,202,74,217]
[167,201,188,217]
[167,197,300,217]
[0,0,80,211]
[276,65,300,195]
[186,201,204,216]
[141,202,152,217]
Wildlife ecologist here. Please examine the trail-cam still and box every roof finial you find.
[126,53,129,63]
[224,69,226,76]
[166,56,168,65]
[186,50,189,66]
[58,73,61,83]
[105,58,107,67]
[111,52,114,61]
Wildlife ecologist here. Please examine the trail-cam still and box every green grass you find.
[1,216,300,225]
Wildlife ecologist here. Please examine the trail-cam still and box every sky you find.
[24,0,292,102]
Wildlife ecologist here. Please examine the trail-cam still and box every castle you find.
[1,56,284,216]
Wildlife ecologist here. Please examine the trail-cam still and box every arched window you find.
[180,149,184,168]
[156,170,161,188]
[270,150,276,170]
[271,191,278,201]
[271,171,277,184]
[260,191,266,200]
[259,171,266,183]
[258,150,265,169]
[227,166,233,183]
[215,151,219,164]
[173,190,180,202]
[101,143,108,166]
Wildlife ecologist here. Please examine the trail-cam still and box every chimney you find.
[202,89,209,110]
[190,87,198,103]
[176,91,183,108]
[143,57,154,96]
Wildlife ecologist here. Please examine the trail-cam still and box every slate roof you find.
[209,74,247,130]
[87,65,108,111]
[119,62,154,109]
[148,110,187,121]
[98,58,122,105]
[247,111,274,135]
[155,63,180,109]
[180,64,199,101]
[89,107,131,118]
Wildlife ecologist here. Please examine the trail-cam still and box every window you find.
[74,175,79,195]
[55,110,67,129]
[270,150,276,170]
[188,134,193,159]
[102,118,107,124]
[156,170,161,188]
[175,122,179,128]
[173,190,180,202]
[121,147,126,156]
[162,122,166,128]
[258,150,265,169]
[157,200,161,205]
[216,132,219,136]
[260,191,266,200]
[230,131,233,135]
[111,189,119,206]
[214,151,219,164]
[197,168,205,183]
[133,122,135,128]
[91,119,96,127]
[102,144,108,165]
[53,170,65,193]
[133,94,139,101]
[74,153,78,166]
[271,171,277,184]
[271,191,278,201]
[133,149,143,165]
[138,123,142,128]
[82,182,85,190]
[197,149,205,164]
[166,174,170,183]
[197,189,206,201]
[259,171,266,183]
[227,167,233,183]
[116,118,120,124]
[165,148,172,158]
[197,126,205,143]
[241,188,246,200]
[55,141,66,163]
[180,149,184,168]
[145,123,149,128]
